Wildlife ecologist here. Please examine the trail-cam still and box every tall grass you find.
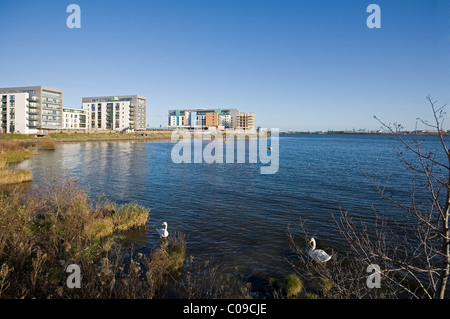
[0,171,152,298]
[0,140,36,152]
[180,258,252,299]
[37,137,57,150]
[0,168,32,185]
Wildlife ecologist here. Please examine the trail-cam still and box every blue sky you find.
[0,0,449,131]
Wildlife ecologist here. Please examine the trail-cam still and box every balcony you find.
[42,111,61,116]
[43,98,62,104]
[29,96,38,102]
[42,118,61,122]
[42,105,61,110]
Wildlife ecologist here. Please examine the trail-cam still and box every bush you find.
[285,274,302,299]
[38,137,57,150]
[319,277,333,297]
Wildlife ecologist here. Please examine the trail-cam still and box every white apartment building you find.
[0,92,37,134]
[82,95,147,131]
[219,114,232,128]
[0,86,64,132]
[63,107,86,130]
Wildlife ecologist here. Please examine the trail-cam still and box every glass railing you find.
[42,111,62,116]
[42,92,61,99]
[42,122,60,127]
[42,117,61,122]
[42,104,61,110]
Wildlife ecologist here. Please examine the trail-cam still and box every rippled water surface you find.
[16,134,445,278]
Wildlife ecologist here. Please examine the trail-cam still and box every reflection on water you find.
[14,135,442,278]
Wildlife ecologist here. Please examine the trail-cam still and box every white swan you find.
[156,222,169,238]
[308,238,331,262]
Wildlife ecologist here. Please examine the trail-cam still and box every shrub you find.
[285,274,302,299]
[319,277,333,297]
[109,202,149,231]
[38,137,57,150]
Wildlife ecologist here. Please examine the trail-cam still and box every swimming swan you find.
[308,238,331,262]
[156,222,169,238]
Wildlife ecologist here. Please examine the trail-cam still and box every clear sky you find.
[0,0,449,131]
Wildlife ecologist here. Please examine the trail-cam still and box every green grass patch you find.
[0,133,35,140]
[0,150,36,163]
[285,274,303,299]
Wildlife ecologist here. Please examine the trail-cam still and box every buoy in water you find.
[268,147,273,151]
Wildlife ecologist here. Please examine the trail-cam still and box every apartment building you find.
[82,95,146,131]
[236,112,255,130]
[0,86,63,133]
[63,107,86,130]
[168,109,239,129]
[0,93,32,133]
[168,108,255,130]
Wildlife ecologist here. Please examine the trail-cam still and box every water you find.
[15,134,446,279]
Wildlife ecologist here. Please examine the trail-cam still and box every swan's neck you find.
[164,224,168,231]
[310,239,316,251]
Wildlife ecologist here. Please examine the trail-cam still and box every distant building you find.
[0,85,64,133]
[63,107,86,130]
[168,108,255,130]
[236,112,255,131]
[82,95,147,131]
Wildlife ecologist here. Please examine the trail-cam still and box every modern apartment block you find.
[236,112,255,130]
[168,108,255,130]
[63,107,86,130]
[0,86,63,133]
[1,93,32,133]
[82,95,146,131]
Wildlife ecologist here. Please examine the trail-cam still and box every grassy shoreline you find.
[0,140,37,186]
[0,132,174,143]
[48,132,174,142]
[0,172,156,298]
